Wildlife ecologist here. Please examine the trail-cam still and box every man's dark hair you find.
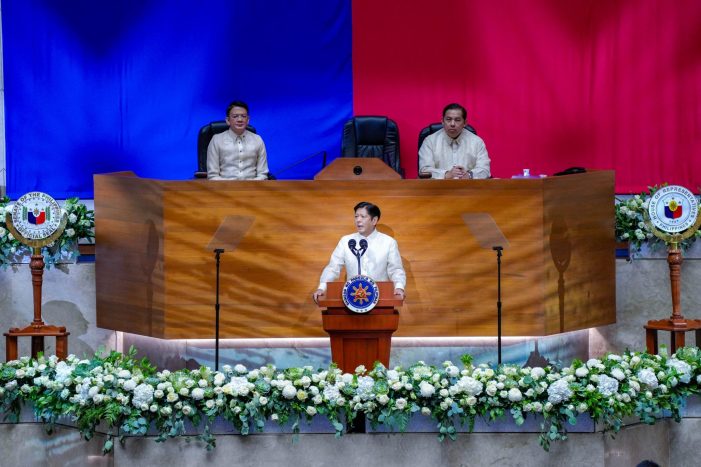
[442,103,467,120]
[354,201,381,220]
[226,100,249,117]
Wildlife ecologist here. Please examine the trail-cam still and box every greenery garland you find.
[0,196,95,268]
[1,346,699,454]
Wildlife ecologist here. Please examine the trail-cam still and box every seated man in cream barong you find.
[418,102,490,179]
[207,100,269,180]
[312,201,406,303]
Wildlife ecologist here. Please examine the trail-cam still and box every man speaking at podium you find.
[312,202,406,303]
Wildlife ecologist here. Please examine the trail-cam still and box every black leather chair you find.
[196,121,274,179]
[341,116,402,176]
[417,123,477,178]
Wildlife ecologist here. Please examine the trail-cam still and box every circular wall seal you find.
[647,185,699,233]
[10,192,64,241]
[342,275,380,314]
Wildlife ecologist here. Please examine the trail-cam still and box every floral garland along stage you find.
[615,184,701,252]
[0,196,95,268]
[1,347,700,454]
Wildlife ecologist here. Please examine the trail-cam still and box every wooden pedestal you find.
[644,246,701,354]
[645,319,701,354]
[5,325,70,361]
[318,282,402,373]
[3,252,70,362]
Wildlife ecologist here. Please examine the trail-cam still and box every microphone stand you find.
[492,246,503,365]
[214,248,224,371]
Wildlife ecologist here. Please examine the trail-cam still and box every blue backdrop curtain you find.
[3,0,352,198]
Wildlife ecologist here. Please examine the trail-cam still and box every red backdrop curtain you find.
[352,0,701,192]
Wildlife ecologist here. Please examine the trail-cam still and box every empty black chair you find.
[341,116,402,176]
[417,123,477,177]
[196,121,270,178]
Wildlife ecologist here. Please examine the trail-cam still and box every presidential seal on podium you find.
[342,275,380,313]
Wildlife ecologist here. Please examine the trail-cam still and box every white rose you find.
[282,385,297,399]
[65,228,75,237]
[395,398,407,410]
[234,364,247,374]
[377,394,390,405]
[259,396,268,405]
[421,407,431,416]
[306,406,317,416]
[575,367,589,378]
[508,388,523,402]
[419,381,435,398]
[68,213,78,223]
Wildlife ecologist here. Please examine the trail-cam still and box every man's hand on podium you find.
[394,288,405,299]
[312,289,325,305]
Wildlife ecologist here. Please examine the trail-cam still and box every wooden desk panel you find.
[95,171,615,339]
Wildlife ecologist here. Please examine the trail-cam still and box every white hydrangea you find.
[449,376,483,397]
[234,364,247,374]
[597,374,619,397]
[419,381,435,398]
[357,376,375,401]
[68,213,78,223]
[445,366,460,377]
[547,378,573,404]
[667,358,692,384]
[611,368,625,381]
[637,368,659,388]
[54,361,73,383]
[123,379,137,391]
[530,367,545,380]
[117,370,131,379]
[131,383,154,408]
[586,358,603,369]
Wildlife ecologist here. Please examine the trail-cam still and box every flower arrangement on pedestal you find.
[0,196,94,268]
[1,346,700,454]
[615,184,701,252]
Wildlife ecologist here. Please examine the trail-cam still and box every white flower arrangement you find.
[2,347,701,453]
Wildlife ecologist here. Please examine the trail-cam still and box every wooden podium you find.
[318,282,403,373]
